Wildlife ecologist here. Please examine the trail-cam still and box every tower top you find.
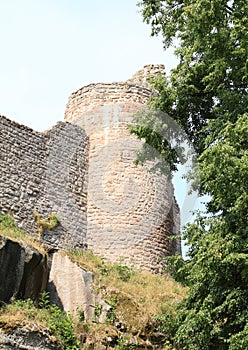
[127,64,165,88]
[64,65,165,123]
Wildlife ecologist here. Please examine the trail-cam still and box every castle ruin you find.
[0,65,181,271]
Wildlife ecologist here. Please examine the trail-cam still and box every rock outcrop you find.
[0,327,60,350]
[48,252,95,320]
[0,235,48,304]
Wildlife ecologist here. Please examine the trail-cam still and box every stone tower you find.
[64,65,181,271]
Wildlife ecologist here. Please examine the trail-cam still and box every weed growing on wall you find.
[33,212,59,238]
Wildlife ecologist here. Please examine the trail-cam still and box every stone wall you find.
[65,65,165,126]
[0,116,88,250]
[0,65,181,271]
[127,63,165,88]
[64,65,181,271]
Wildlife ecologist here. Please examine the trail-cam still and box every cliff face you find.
[0,228,187,349]
[0,234,95,349]
[0,235,48,304]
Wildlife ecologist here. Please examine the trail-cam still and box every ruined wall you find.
[127,63,165,88]
[65,64,165,125]
[0,65,180,271]
[64,64,180,271]
[0,116,88,250]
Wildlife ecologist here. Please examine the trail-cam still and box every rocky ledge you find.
[0,235,48,305]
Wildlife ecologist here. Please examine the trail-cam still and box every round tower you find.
[64,65,180,271]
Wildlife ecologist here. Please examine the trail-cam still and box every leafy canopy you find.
[133,0,248,349]
[132,0,247,158]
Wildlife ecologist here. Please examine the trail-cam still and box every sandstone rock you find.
[47,252,95,320]
[0,235,48,304]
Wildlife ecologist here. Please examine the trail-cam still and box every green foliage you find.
[1,295,80,350]
[0,213,24,238]
[0,213,17,229]
[105,294,117,324]
[38,291,80,350]
[134,0,248,159]
[129,108,186,173]
[97,256,134,281]
[47,304,79,350]
[94,302,102,322]
[159,115,248,350]
[76,306,85,322]
[135,1,248,349]
[97,258,110,276]
[114,263,133,282]
[10,298,38,316]
[38,290,50,309]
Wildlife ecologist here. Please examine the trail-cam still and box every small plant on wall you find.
[33,212,59,239]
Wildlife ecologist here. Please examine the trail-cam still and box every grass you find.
[0,213,46,255]
[0,215,187,349]
[68,249,187,348]
[0,296,80,350]
[0,299,57,342]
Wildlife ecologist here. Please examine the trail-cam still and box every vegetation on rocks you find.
[0,217,187,349]
[67,249,187,349]
[0,296,79,350]
[0,213,46,254]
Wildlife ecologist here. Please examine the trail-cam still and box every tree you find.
[131,0,248,348]
[167,115,248,349]
[132,0,248,156]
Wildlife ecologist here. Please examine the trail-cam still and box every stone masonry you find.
[0,65,181,271]
[0,117,88,250]
[64,64,181,271]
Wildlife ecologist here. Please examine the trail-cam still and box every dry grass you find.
[69,250,187,311]
[0,217,186,348]
[0,299,49,333]
[68,249,187,341]
[0,214,47,255]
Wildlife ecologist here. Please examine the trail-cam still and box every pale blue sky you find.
[0,0,177,130]
[0,1,207,246]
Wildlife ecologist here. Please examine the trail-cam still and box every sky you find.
[0,0,177,131]
[0,1,208,251]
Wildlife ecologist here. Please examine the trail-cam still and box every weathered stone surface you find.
[0,327,60,349]
[0,117,88,250]
[0,65,181,272]
[64,64,181,271]
[0,236,48,304]
[47,252,95,320]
